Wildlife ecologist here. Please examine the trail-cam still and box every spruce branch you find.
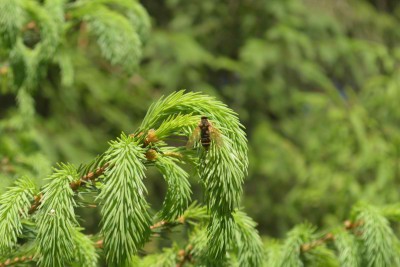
[0,0,22,48]
[35,163,80,267]
[154,113,199,140]
[334,229,360,267]
[0,91,260,265]
[29,161,109,214]
[98,133,151,266]
[277,223,316,267]
[140,91,247,211]
[233,211,264,267]
[73,4,142,73]
[353,203,400,266]
[21,0,59,61]
[9,0,60,89]
[155,155,191,221]
[72,230,98,267]
[278,203,400,266]
[95,203,204,249]
[73,0,151,41]
[0,176,36,254]
[139,91,248,260]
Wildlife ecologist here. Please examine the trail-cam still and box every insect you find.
[187,116,223,150]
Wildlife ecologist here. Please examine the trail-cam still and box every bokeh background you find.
[2,0,400,241]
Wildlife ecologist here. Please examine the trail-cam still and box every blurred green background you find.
[2,0,400,240]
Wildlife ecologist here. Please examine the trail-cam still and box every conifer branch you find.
[233,211,264,266]
[0,177,36,254]
[0,0,22,48]
[72,230,98,267]
[299,220,363,253]
[139,91,248,261]
[35,164,80,267]
[98,133,151,266]
[72,3,143,73]
[0,91,260,265]
[353,203,400,266]
[155,155,191,221]
[29,162,110,214]
[334,229,360,267]
[300,220,363,253]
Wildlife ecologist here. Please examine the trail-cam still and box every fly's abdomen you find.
[200,128,211,149]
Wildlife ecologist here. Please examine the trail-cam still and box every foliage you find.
[0,90,263,266]
[2,0,400,266]
[264,203,400,267]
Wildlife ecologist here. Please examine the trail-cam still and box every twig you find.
[150,220,167,230]
[27,130,179,214]
[0,255,34,267]
[28,162,110,214]
[301,233,334,252]
[95,216,185,249]
[301,220,363,252]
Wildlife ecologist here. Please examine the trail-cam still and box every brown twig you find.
[150,220,167,230]
[301,220,363,252]
[0,255,34,267]
[301,233,335,252]
[344,220,363,230]
[28,162,110,214]
[95,216,185,249]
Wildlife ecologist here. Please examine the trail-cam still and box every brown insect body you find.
[199,116,211,150]
[187,116,222,150]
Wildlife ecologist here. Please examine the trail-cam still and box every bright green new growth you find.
[278,224,315,267]
[140,91,248,260]
[0,91,262,266]
[155,155,191,221]
[334,229,360,267]
[0,0,22,48]
[261,202,400,267]
[353,203,400,266]
[99,133,151,266]
[0,176,35,254]
[233,211,264,267]
[36,164,80,267]
[72,230,98,267]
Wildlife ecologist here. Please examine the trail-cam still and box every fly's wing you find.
[209,122,223,148]
[186,126,201,149]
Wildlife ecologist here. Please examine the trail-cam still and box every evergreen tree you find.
[2,0,400,266]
